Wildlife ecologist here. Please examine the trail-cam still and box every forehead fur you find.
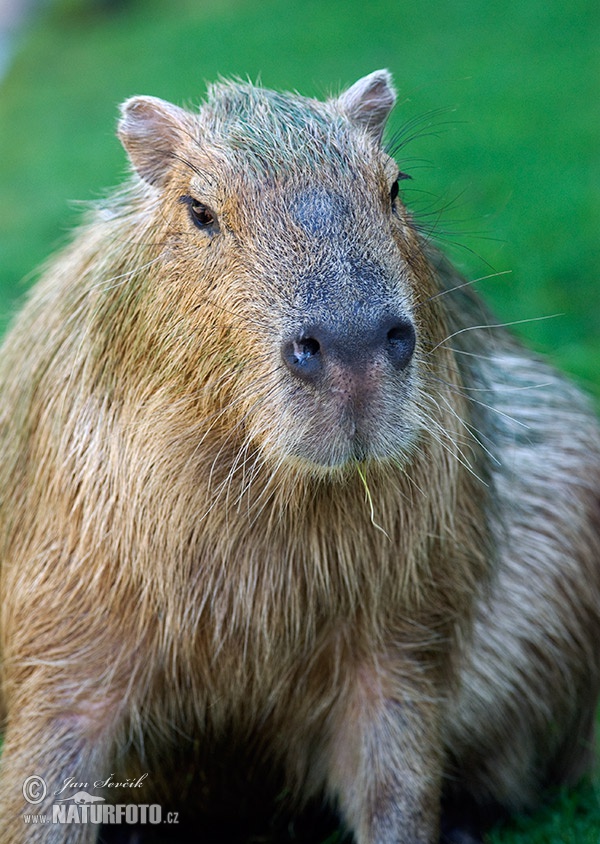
[197,79,384,177]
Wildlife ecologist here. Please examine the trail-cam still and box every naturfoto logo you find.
[21,774,179,828]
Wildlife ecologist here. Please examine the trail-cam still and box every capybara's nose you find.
[281,314,416,383]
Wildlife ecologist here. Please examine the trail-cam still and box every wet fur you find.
[0,73,598,843]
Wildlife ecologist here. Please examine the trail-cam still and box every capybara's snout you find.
[280,307,416,387]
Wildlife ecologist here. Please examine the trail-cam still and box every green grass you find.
[487,782,600,844]
[0,0,598,388]
[0,0,599,841]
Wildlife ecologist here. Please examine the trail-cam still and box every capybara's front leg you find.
[0,705,118,844]
[327,661,441,844]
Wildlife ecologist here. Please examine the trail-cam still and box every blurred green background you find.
[0,0,599,841]
[0,0,599,395]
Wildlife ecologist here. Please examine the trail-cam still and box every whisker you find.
[90,256,164,293]
[414,271,513,311]
[388,458,428,500]
[428,377,555,395]
[443,347,506,363]
[190,297,270,330]
[385,107,458,159]
[421,371,531,432]
[417,403,488,486]
[430,389,501,468]
[425,314,562,355]
[198,378,287,523]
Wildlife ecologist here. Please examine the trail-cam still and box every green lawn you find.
[487,782,600,844]
[0,0,599,841]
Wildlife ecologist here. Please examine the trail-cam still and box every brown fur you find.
[0,71,598,843]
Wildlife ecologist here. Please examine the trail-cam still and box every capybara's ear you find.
[336,69,396,141]
[118,96,191,188]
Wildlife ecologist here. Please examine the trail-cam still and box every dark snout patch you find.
[290,189,350,238]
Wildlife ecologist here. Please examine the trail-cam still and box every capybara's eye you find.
[390,171,411,211]
[179,195,217,230]
[189,200,216,229]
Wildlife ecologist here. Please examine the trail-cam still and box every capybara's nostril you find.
[386,319,416,371]
[283,317,416,382]
[282,336,322,381]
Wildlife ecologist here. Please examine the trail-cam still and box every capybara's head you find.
[118,71,442,475]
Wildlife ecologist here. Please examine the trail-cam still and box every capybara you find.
[0,70,598,844]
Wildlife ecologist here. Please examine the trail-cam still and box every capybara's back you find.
[0,71,599,844]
